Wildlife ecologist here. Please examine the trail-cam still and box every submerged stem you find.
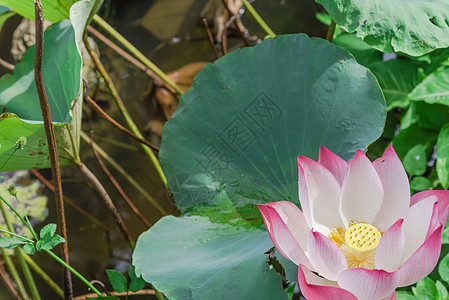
[83,33,168,188]
[241,0,276,38]
[92,14,184,95]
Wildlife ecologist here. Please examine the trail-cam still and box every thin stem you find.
[202,18,220,59]
[86,25,177,95]
[31,169,110,232]
[34,1,72,298]
[84,93,159,152]
[80,131,169,215]
[22,250,64,298]
[89,133,152,227]
[76,162,136,249]
[2,252,28,299]
[241,0,276,38]
[0,148,17,171]
[0,194,38,241]
[326,20,336,43]
[0,229,34,243]
[0,201,41,300]
[0,259,21,300]
[45,250,102,296]
[83,33,168,188]
[0,57,14,71]
[92,14,184,95]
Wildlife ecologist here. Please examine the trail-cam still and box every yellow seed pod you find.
[344,223,381,252]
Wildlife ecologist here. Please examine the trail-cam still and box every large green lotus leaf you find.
[408,67,449,105]
[160,34,386,212]
[0,0,76,23]
[370,60,419,111]
[133,216,288,300]
[316,0,449,56]
[0,0,98,170]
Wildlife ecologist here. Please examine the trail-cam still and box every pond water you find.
[0,0,326,298]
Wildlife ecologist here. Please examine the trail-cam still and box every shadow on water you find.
[0,0,327,298]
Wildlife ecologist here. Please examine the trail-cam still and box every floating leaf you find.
[160,34,386,213]
[133,216,288,300]
[316,0,449,56]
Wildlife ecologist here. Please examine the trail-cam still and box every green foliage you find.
[437,124,449,188]
[0,0,76,23]
[409,67,449,105]
[35,223,65,251]
[0,236,28,248]
[106,269,128,293]
[403,144,427,176]
[333,33,382,68]
[0,0,100,171]
[438,252,449,284]
[134,33,386,299]
[316,0,449,56]
[128,265,145,293]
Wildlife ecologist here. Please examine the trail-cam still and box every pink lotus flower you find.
[258,145,449,300]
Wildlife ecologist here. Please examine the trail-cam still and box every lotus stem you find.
[92,14,184,95]
[241,0,276,38]
[326,20,336,43]
[34,1,72,298]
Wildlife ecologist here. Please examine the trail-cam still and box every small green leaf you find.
[23,243,36,255]
[106,269,128,293]
[128,265,145,293]
[438,252,449,284]
[412,277,438,299]
[0,237,27,249]
[285,283,295,300]
[403,144,427,176]
[36,234,65,251]
[436,280,448,300]
[410,176,433,191]
[396,291,417,299]
[315,13,332,26]
[39,223,57,239]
